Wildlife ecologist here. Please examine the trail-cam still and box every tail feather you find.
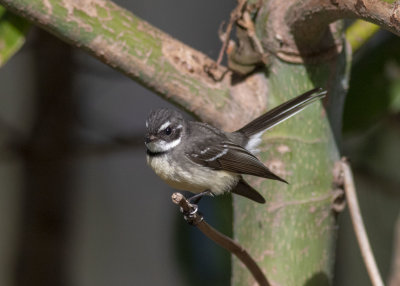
[237,88,327,138]
[231,178,266,204]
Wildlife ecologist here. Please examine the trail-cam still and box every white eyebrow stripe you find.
[158,121,171,132]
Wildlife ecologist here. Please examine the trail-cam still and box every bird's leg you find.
[188,190,214,204]
[179,190,213,224]
[180,204,199,224]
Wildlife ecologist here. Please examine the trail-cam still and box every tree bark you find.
[0,0,268,129]
[231,46,351,285]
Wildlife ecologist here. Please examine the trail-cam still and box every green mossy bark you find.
[232,47,351,285]
[0,0,231,122]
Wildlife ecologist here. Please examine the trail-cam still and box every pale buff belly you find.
[147,155,239,195]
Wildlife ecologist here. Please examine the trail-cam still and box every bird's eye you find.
[164,127,172,135]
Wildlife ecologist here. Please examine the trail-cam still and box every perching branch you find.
[340,159,384,286]
[171,193,270,286]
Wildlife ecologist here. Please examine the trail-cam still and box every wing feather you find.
[188,141,287,183]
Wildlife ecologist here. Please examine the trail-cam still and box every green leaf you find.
[0,5,30,67]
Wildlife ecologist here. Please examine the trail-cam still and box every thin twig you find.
[171,192,270,286]
[388,215,400,286]
[216,0,247,66]
[340,159,384,286]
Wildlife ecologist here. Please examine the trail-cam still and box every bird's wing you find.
[187,141,287,183]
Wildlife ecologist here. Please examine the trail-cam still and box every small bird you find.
[145,88,326,204]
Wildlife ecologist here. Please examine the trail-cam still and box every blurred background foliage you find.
[0,5,29,67]
[337,27,400,286]
[0,1,399,286]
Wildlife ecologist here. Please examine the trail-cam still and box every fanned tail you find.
[237,88,327,138]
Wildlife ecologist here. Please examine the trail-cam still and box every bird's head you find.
[145,108,186,153]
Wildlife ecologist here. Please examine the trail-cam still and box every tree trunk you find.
[232,49,351,285]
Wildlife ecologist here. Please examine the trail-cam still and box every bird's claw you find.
[180,204,202,224]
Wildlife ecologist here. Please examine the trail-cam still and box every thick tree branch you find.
[0,0,271,128]
[261,0,399,62]
[289,0,398,44]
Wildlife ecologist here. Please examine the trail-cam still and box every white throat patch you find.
[146,136,182,153]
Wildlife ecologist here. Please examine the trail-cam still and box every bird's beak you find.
[145,134,157,144]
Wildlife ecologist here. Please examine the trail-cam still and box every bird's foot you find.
[179,204,200,224]
[188,190,214,204]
